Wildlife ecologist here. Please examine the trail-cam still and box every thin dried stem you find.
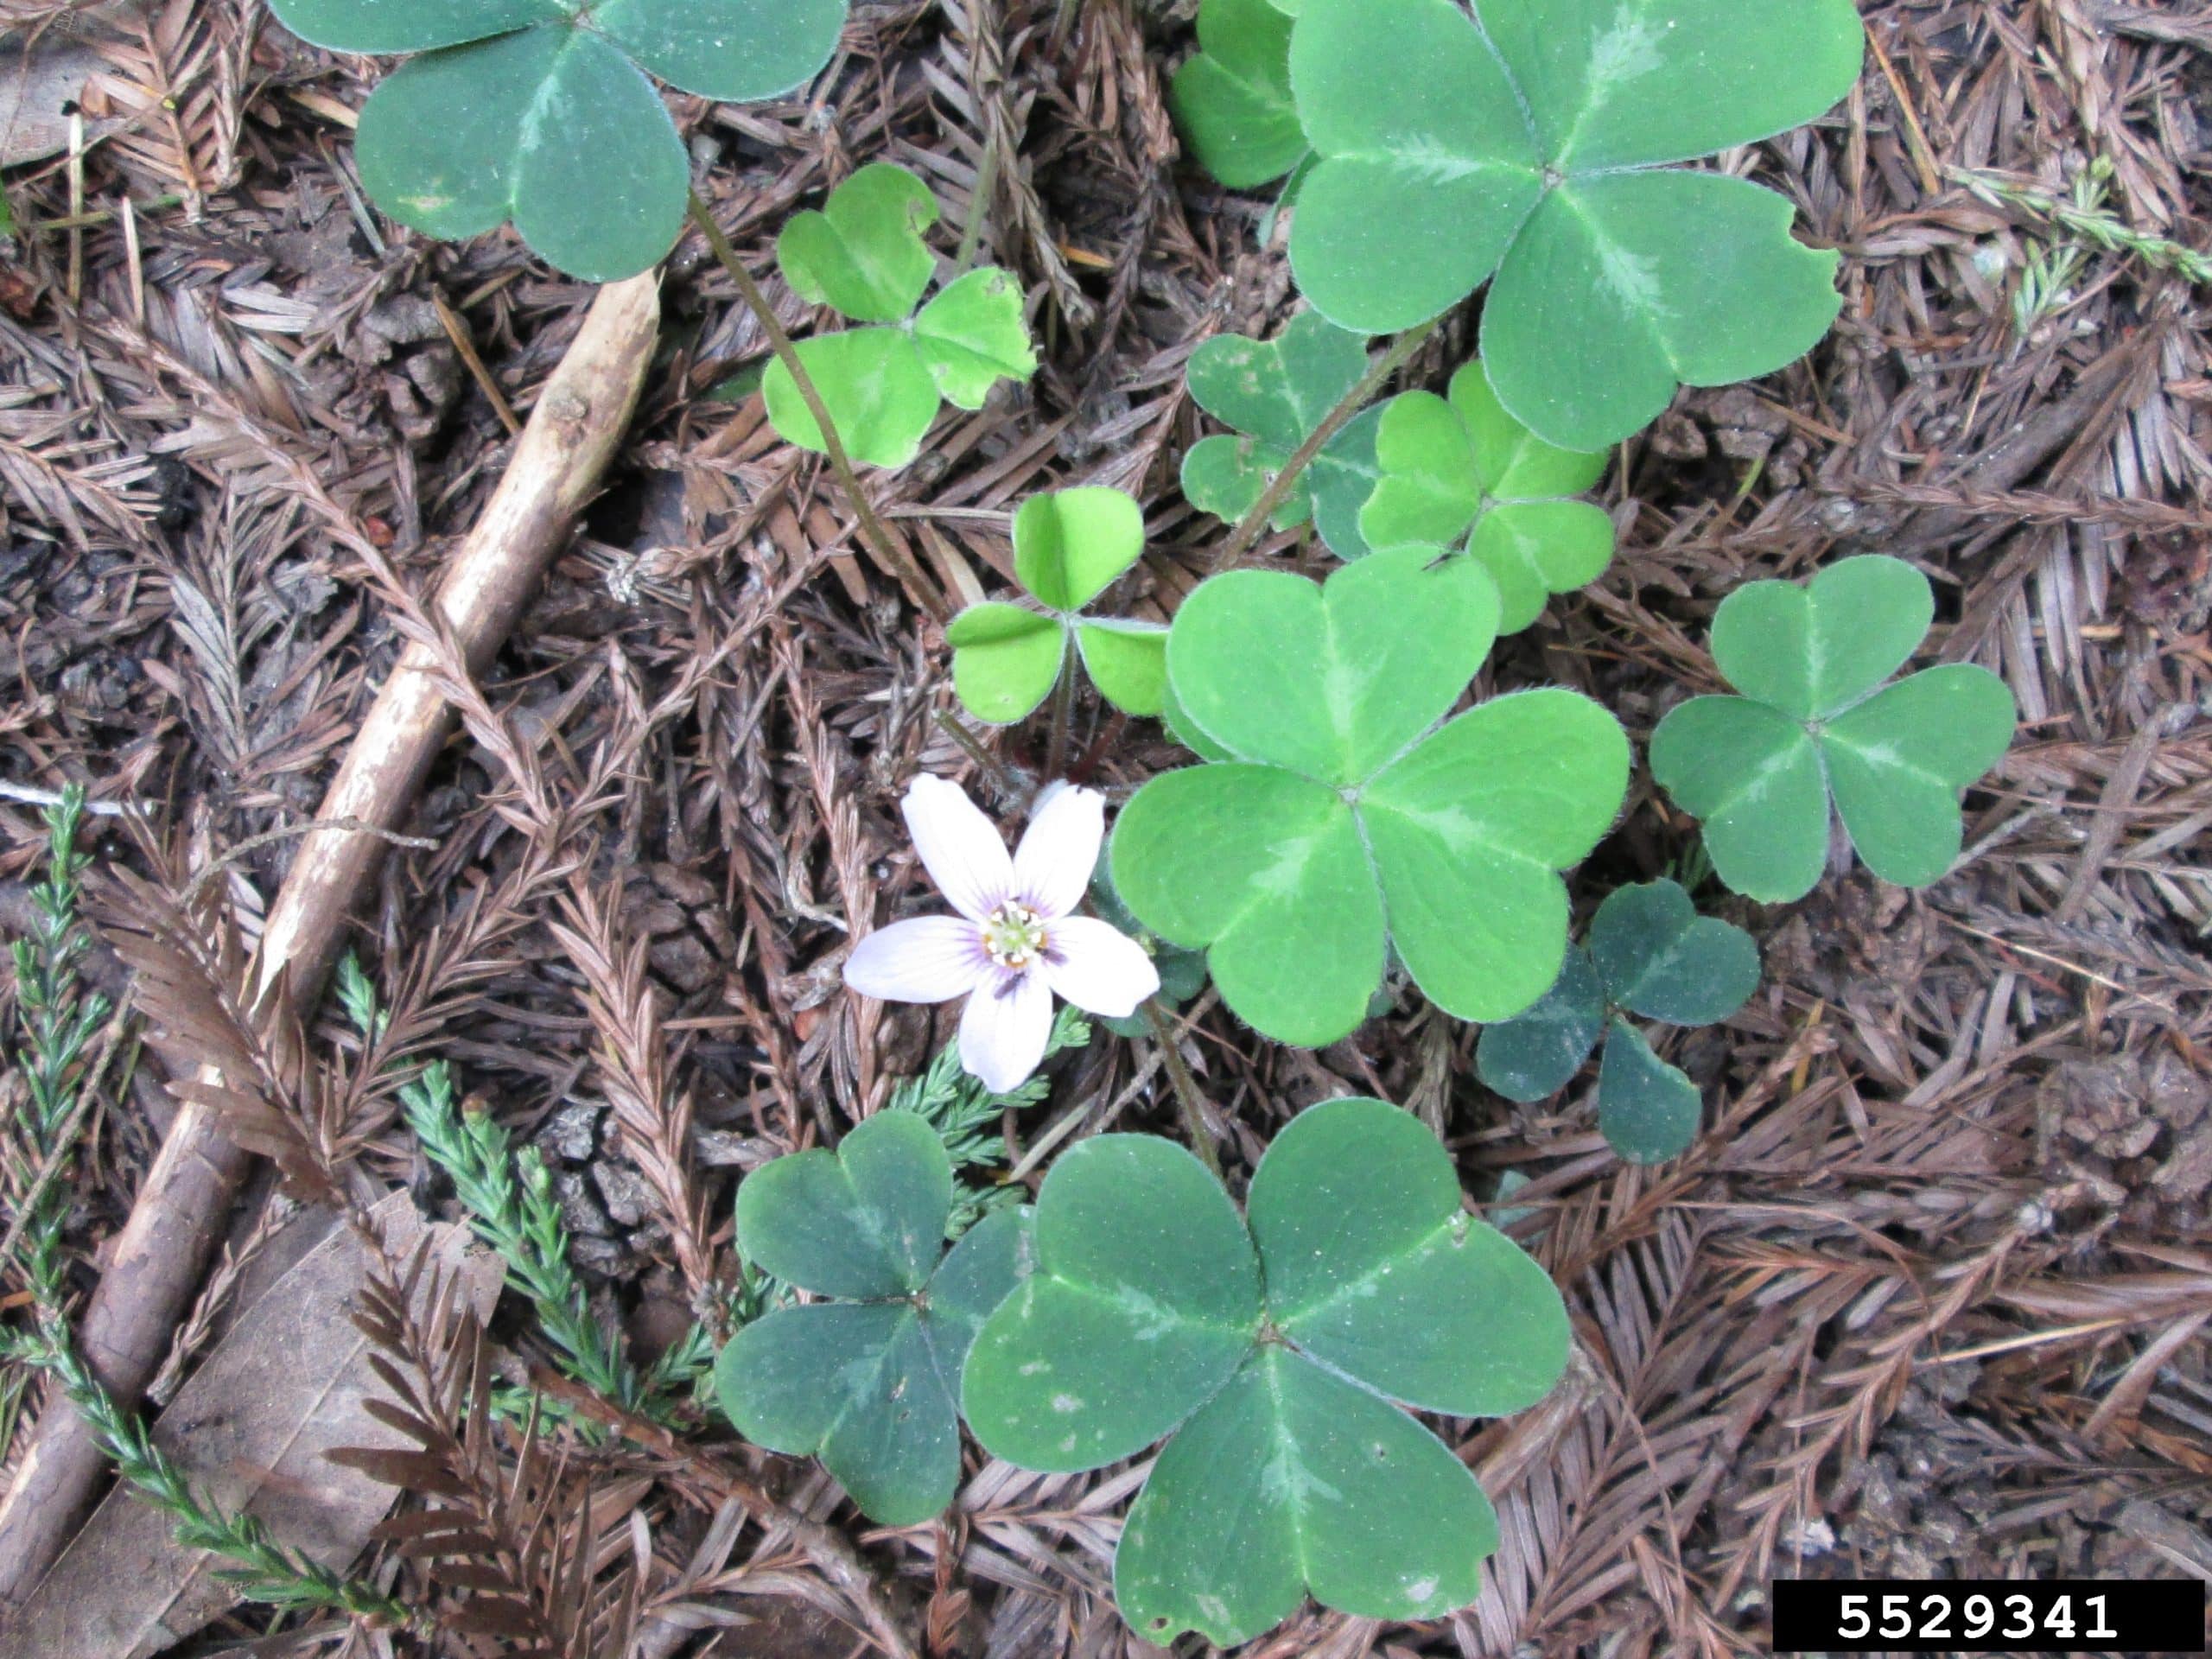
[1211,321,1439,572]
[1143,999,1221,1180]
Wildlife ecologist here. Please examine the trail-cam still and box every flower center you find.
[980,902,1048,970]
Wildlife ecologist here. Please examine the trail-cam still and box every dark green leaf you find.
[1595,1019,1702,1165]
[1586,880,1759,1027]
[1474,947,1605,1102]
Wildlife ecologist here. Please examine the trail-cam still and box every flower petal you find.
[903,774,1014,922]
[844,916,987,1003]
[1039,917,1160,1019]
[958,967,1056,1094]
[1013,783,1104,920]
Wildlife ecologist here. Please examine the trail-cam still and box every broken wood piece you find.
[0,272,660,1612]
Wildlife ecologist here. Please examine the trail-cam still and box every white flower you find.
[844,777,1160,1093]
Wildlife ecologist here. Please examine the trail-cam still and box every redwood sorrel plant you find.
[289,2,2036,1648]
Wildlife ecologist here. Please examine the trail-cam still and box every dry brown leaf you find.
[8,1192,502,1659]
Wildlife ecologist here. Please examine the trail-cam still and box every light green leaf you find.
[1168,0,1309,189]
[763,328,939,468]
[1362,689,1630,1021]
[1014,487,1144,613]
[270,0,557,54]
[1362,391,1483,547]
[776,162,939,323]
[1163,681,1238,763]
[1181,433,1283,528]
[1250,1098,1570,1415]
[1286,0,1864,449]
[1595,1019,1702,1165]
[357,26,688,283]
[734,1109,950,1299]
[1076,620,1169,718]
[1654,557,2016,899]
[1586,879,1760,1027]
[1114,1348,1497,1647]
[1110,766,1382,1046]
[1472,0,1868,172]
[946,604,1066,726]
[1710,555,1935,721]
[1481,171,1845,453]
[1468,500,1616,632]
[912,266,1036,407]
[590,0,846,101]
[1166,548,1499,786]
[1363,361,1613,627]
[1648,695,1830,903]
[962,1135,1262,1472]
[1474,946,1605,1103]
[715,1205,1030,1526]
[1823,664,2018,887]
[1287,0,1540,333]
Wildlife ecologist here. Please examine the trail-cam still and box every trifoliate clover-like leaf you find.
[946,489,1167,724]
[1477,880,1760,1163]
[1168,0,1310,190]
[1181,312,1386,561]
[1109,547,1629,1046]
[1649,556,2017,903]
[715,1111,1033,1527]
[272,0,849,282]
[1362,360,1614,632]
[962,1098,1569,1647]
[776,162,938,322]
[763,168,1037,468]
[1286,0,1865,450]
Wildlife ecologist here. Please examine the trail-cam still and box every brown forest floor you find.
[1,0,2210,1656]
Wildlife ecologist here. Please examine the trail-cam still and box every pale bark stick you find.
[0,274,661,1612]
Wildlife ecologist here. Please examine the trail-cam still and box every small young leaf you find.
[1287,0,1865,450]
[1586,880,1759,1027]
[945,605,1066,725]
[962,1135,1262,1471]
[1651,556,2016,901]
[1168,0,1309,189]
[1474,947,1605,1103]
[1014,487,1145,612]
[717,1204,1031,1525]
[1362,360,1613,630]
[1075,620,1169,718]
[912,266,1036,407]
[1594,1020,1702,1166]
[1180,313,1383,558]
[763,327,941,468]
[777,162,940,323]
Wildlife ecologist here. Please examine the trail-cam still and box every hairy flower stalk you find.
[845,779,1158,1091]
